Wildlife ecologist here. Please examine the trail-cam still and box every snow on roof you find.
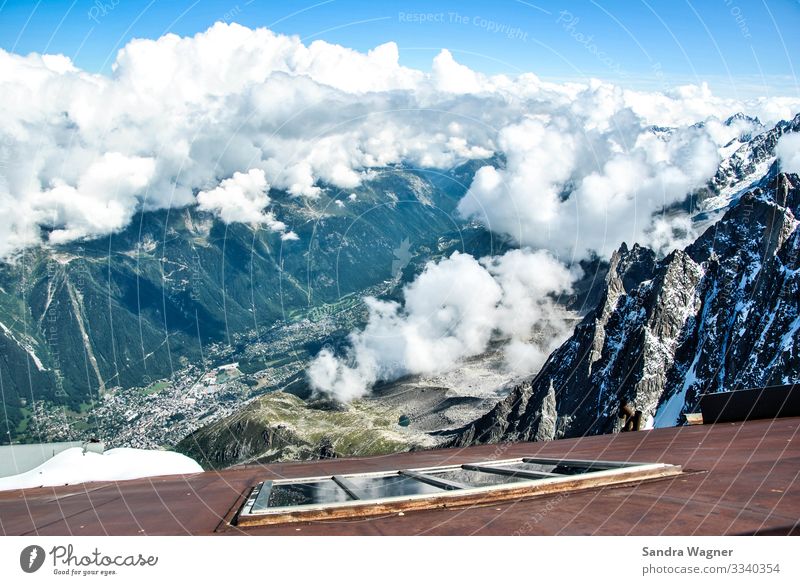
[0,447,202,491]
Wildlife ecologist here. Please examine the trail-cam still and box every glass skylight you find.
[236,457,681,527]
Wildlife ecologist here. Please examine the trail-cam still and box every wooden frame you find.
[235,457,682,527]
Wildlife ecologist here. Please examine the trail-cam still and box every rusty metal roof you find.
[1,417,798,535]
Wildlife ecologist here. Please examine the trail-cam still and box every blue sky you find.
[0,0,798,96]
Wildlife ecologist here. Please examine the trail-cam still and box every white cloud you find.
[307,249,573,401]
[0,21,797,259]
[457,115,720,259]
[196,168,285,231]
[622,82,794,128]
[646,215,697,257]
[34,153,156,245]
[777,133,800,173]
[702,115,761,148]
[432,49,484,94]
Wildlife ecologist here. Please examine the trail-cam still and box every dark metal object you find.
[521,457,647,469]
[398,470,469,491]
[462,463,560,479]
[331,476,361,500]
[248,481,273,513]
[700,384,800,424]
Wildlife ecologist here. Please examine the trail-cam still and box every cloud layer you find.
[457,115,721,259]
[1,22,799,258]
[307,249,574,401]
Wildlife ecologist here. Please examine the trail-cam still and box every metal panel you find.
[399,470,469,491]
[248,481,273,513]
[332,476,361,500]
[462,463,561,479]
[700,384,800,423]
[521,457,648,469]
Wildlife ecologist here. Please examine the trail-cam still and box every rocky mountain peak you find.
[451,168,800,447]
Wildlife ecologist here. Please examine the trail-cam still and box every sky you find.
[0,0,798,97]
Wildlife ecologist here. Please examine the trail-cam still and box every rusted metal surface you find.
[0,417,797,535]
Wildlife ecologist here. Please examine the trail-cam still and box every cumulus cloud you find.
[432,49,484,94]
[37,153,157,245]
[196,168,286,232]
[457,113,720,259]
[0,22,798,258]
[307,249,573,401]
[777,133,800,173]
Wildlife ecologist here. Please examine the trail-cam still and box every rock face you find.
[702,113,800,208]
[452,172,800,446]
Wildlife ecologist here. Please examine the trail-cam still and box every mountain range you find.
[2,113,798,460]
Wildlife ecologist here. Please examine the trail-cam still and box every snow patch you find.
[654,383,689,428]
[654,346,702,428]
[0,447,203,491]
[702,157,774,212]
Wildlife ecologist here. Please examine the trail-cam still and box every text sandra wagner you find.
[642,546,733,560]
[50,545,158,567]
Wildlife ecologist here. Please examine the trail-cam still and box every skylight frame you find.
[235,457,681,527]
